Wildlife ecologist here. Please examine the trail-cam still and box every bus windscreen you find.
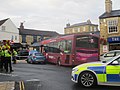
[76,35,98,48]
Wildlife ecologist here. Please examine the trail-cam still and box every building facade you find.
[99,0,120,54]
[0,18,19,43]
[19,23,59,47]
[64,20,99,34]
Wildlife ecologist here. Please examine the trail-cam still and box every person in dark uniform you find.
[4,47,14,73]
[12,49,18,64]
[0,46,2,71]
[0,46,6,72]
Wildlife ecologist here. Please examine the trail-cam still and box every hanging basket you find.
[100,38,107,45]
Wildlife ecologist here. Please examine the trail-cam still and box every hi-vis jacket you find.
[4,50,11,57]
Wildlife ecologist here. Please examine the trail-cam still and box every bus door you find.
[60,40,72,64]
[65,54,70,64]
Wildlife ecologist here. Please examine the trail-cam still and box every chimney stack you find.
[66,23,70,27]
[105,0,112,13]
[20,22,25,30]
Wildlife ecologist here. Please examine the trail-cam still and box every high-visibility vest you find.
[4,50,11,57]
[5,44,10,49]
[0,50,2,57]
[2,45,6,49]
[1,50,5,57]
[13,50,17,56]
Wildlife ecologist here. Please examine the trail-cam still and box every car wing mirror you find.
[111,61,119,65]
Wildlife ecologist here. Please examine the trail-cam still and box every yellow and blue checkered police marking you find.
[88,66,120,82]
[74,74,78,81]
[87,66,106,74]
[107,74,120,82]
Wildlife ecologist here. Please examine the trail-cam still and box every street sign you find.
[103,45,108,53]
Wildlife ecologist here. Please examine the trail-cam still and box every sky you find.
[0,0,120,34]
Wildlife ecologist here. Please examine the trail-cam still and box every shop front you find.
[108,37,120,50]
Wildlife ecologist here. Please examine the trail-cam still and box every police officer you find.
[0,46,2,71]
[12,49,17,64]
[4,47,14,73]
[0,46,6,71]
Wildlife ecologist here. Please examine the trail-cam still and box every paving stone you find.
[0,81,15,90]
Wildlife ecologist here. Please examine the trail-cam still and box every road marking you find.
[0,73,18,77]
[19,81,25,90]
[19,81,22,90]
[26,79,40,82]
[21,81,25,90]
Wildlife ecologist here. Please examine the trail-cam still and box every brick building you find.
[64,20,99,34]
[99,0,120,54]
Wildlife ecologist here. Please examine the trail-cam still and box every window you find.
[15,36,17,40]
[105,52,114,57]
[90,27,92,31]
[111,57,120,65]
[58,40,72,53]
[78,28,80,32]
[94,27,97,31]
[65,40,72,53]
[76,35,98,48]
[83,27,86,31]
[72,28,75,33]
[103,19,106,23]
[22,35,26,43]
[2,26,5,31]
[59,41,66,51]
[107,20,118,33]
[33,36,37,43]
[115,52,120,56]
[46,47,61,53]
[11,35,14,41]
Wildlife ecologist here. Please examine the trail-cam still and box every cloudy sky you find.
[0,0,120,34]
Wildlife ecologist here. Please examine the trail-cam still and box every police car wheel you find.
[79,72,97,87]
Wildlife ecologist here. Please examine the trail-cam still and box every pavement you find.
[0,68,18,90]
[0,81,15,90]
[0,71,41,90]
[0,60,26,90]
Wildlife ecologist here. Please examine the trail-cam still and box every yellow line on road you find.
[19,81,22,90]
[21,81,25,90]
[19,81,25,90]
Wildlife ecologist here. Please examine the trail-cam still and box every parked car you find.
[71,54,120,87]
[29,50,38,55]
[16,50,29,60]
[100,50,120,61]
[27,52,46,64]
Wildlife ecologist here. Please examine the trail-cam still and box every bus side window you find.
[54,48,61,53]
[44,47,48,53]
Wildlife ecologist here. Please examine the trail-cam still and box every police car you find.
[71,55,120,87]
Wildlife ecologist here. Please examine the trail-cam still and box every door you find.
[106,57,120,83]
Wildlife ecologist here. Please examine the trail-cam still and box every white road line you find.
[26,79,40,82]
[0,73,18,77]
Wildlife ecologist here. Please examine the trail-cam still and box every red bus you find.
[40,34,99,66]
